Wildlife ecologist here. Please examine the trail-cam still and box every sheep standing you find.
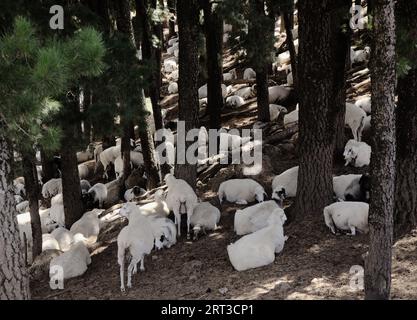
[227,209,287,271]
[190,202,221,240]
[99,145,121,178]
[165,174,198,238]
[355,96,371,114]
[218,179,266,205]
[323,202,369,235]
[345,103,366,141]
[234,200,282,235]
[117,203,155,291]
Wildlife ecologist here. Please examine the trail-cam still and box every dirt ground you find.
[31,189,417,300]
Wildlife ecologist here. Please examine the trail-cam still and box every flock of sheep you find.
[11,6,374,294]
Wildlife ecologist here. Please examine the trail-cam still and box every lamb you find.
[223,69,237,81]
[42,178,62,199]
[78,163,90,180]
[86,183,108,208]
[218,179,266,205]
[165,174,198,238]
[190,202,221,240]
[42,234,60,251]
[139,190,170,218]
[225,95,245,108]
[344,139,371,167]
[269,104,288,121]
[271,166,299,201]
[51,227,74,252]
[332,174,362,201]
[323,202,369,235]
[243,67,256,80]
[69,209,102,245]
[268,85,291,104]
[234,200,281,236]
[168,82,178,94]
[49,240,91,280]
[345,102,366,141]
[99,145,121,177]
[148,216,177,249]
[80,179,91,194]
[355,96,371,114]
[227,209,288,271]
[117,202,155,291]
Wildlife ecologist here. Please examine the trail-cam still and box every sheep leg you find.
[118,251,125,292]
[140,256,145,271]
[349,226,356,236]
[173,207,181,236]
[127,263,134,288]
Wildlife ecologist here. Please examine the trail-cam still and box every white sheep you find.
[225,95,245,108]
[78,163,90,180]
[278,51,291,66]
[80,179,91,194]
[355,96,371,114]
[49,241,91,280]
[218,179,266,205]
[42,233,60,251]
[51,227,74,252]
[168,37,178,46]
[268,85,291,104]
[269,104,288,121]
[148,216,177,250]
[117,202,155,291]
[234,200,281,236]
[345,102,366,141]
[227,209,287,271]
[76,144,94,163]
[363,115,371,133]
[87,183,108,208]
[219,132,251,154]
[164,58,178,73]
[283,107,299,127]
[69,209,102,245]
[99,145,121,176]
[165,174,198,238]
[42,178,62,199]
[223,69,237,81]
[332,174,362,201]
[190,202,221,240]
[344,139,371,167]
[124,186,146,202]
[168,82,178,94]
[49,203,65,227]
[351,46,371,65]
[139,190,170,218]
[198,83,227,99]
[243,68,256,80]
[14,182,26,198]
[16,200,29,214]
[323,202,369,235]
[271,166,299,201]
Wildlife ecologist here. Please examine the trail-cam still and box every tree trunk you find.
[61,94,85,228]
[291,0,338,219]
[365,0,396,300]
[256,64,270,122]
[122,120,132,179]
[22,152,42,261]
[283,8,297,89]
[393,1,417,238]
[174,0,200,189]
[0,135,30,300]
[40,148,57,183]
[203,0,224,129]
[167,0,177,38]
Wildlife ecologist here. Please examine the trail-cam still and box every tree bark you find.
[174,0,200,189]
[283,8,297,89]
[291,0,339,219]
[393,1,417,238]
[61,94,85,228]
[22,152,42,261]
[365,0,396,300]
[40,148,58,184]
[0,135,30,300]
[203,0,224,129]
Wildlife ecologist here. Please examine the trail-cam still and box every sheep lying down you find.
[218,179,266,205]
[227,209,288,271]
[323,202,369,235]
